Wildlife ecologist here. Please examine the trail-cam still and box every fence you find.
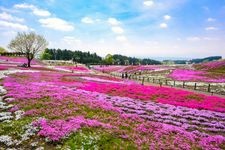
[109,72,225,96]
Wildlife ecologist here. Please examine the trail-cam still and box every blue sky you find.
[0,0,225,59]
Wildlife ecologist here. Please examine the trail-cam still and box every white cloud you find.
[96,19,101,22]
[81,17,94,24]
[186,36,219,42]
[177,38,181,41]
[62,36,81,45]
[39,17,74,31]
[164,15,171,20]
[0,12,24,22]
[99,39,105,43]
[203,37,219,41]
[143,0,154,7]
[108,18,120,26]
[30,28,35,31]
[1,31,18,45]
[173,45,179,49]
[32,8,51,17]
[0,20,29,31]
[2,31,17,37]
[187,37,201,41]
[46,0,55,3]
[159,23,168,28]
[205,27,218,31]
[14,3,51,17]
[14,3,34,9]
[144,40,160,49]
[116,35,127,42]
[202,6,209,11]
[207,18,216,22]
[0,6,20,13]
[111,26,124,34]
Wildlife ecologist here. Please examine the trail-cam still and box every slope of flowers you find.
[93,65,170,73]
[81,76,126,84]
[80,81,225,112]
[92,65,126,73]
[33,116,112,141]
[0,64,15,70]
[121,65,168,73]
[4,71,225,112]
[1,66,225,149]
[195,59,225,71]
[55,65,90,72]
[0,56,40,65]
[168,69,225,83]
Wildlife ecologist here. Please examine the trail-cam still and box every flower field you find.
[94,60,225,83]
[55,66,90,72]
[194,60,225,72]
[0,56,40,65]
[94,60,225,96]
[93,65,171,73]
[0,57,225,149]
[168,69,225,83]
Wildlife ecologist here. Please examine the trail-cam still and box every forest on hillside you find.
[41,48,162,65]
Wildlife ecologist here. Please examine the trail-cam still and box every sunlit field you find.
[1,0,225,149]
[0,56,224,149]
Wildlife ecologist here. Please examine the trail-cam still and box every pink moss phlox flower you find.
[199,60,225,70]
[169,69,225,83]
[0,65,12,70]
[0,56,40,65]
[55,66,90,73]
[80,81,225,112]
[199,135,225,150]
[9,105,20,112]
[93,65,170,73]
[33,116,112,141]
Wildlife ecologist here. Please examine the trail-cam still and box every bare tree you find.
[8,32,48,67]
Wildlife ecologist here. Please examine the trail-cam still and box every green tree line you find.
[41,48,162,65]
[42,48,102,64]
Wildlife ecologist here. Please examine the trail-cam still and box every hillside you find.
[190,56,222,64]
[194,59,225,73]
[42,49,161,65]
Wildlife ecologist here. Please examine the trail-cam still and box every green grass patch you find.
[0,117,33,139]
[22,97,51,111]
[62,128,136,150]
[81,105,118,119]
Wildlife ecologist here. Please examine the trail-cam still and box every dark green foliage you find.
[42,48,162,65]
[141,58,161,65]
[173,60,187,64]
[112,54,161,65]
[41,51,52,60]
[43,48,102,64]
[190,56,222,64]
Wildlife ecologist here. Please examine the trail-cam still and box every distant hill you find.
[189,56,222,64]
[111,54,161,65]
[162,56,222,65]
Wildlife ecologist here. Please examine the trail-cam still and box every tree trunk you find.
[27,52,34,68]
[27,59,32,67]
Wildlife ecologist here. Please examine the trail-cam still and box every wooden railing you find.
[109,72,225,96]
